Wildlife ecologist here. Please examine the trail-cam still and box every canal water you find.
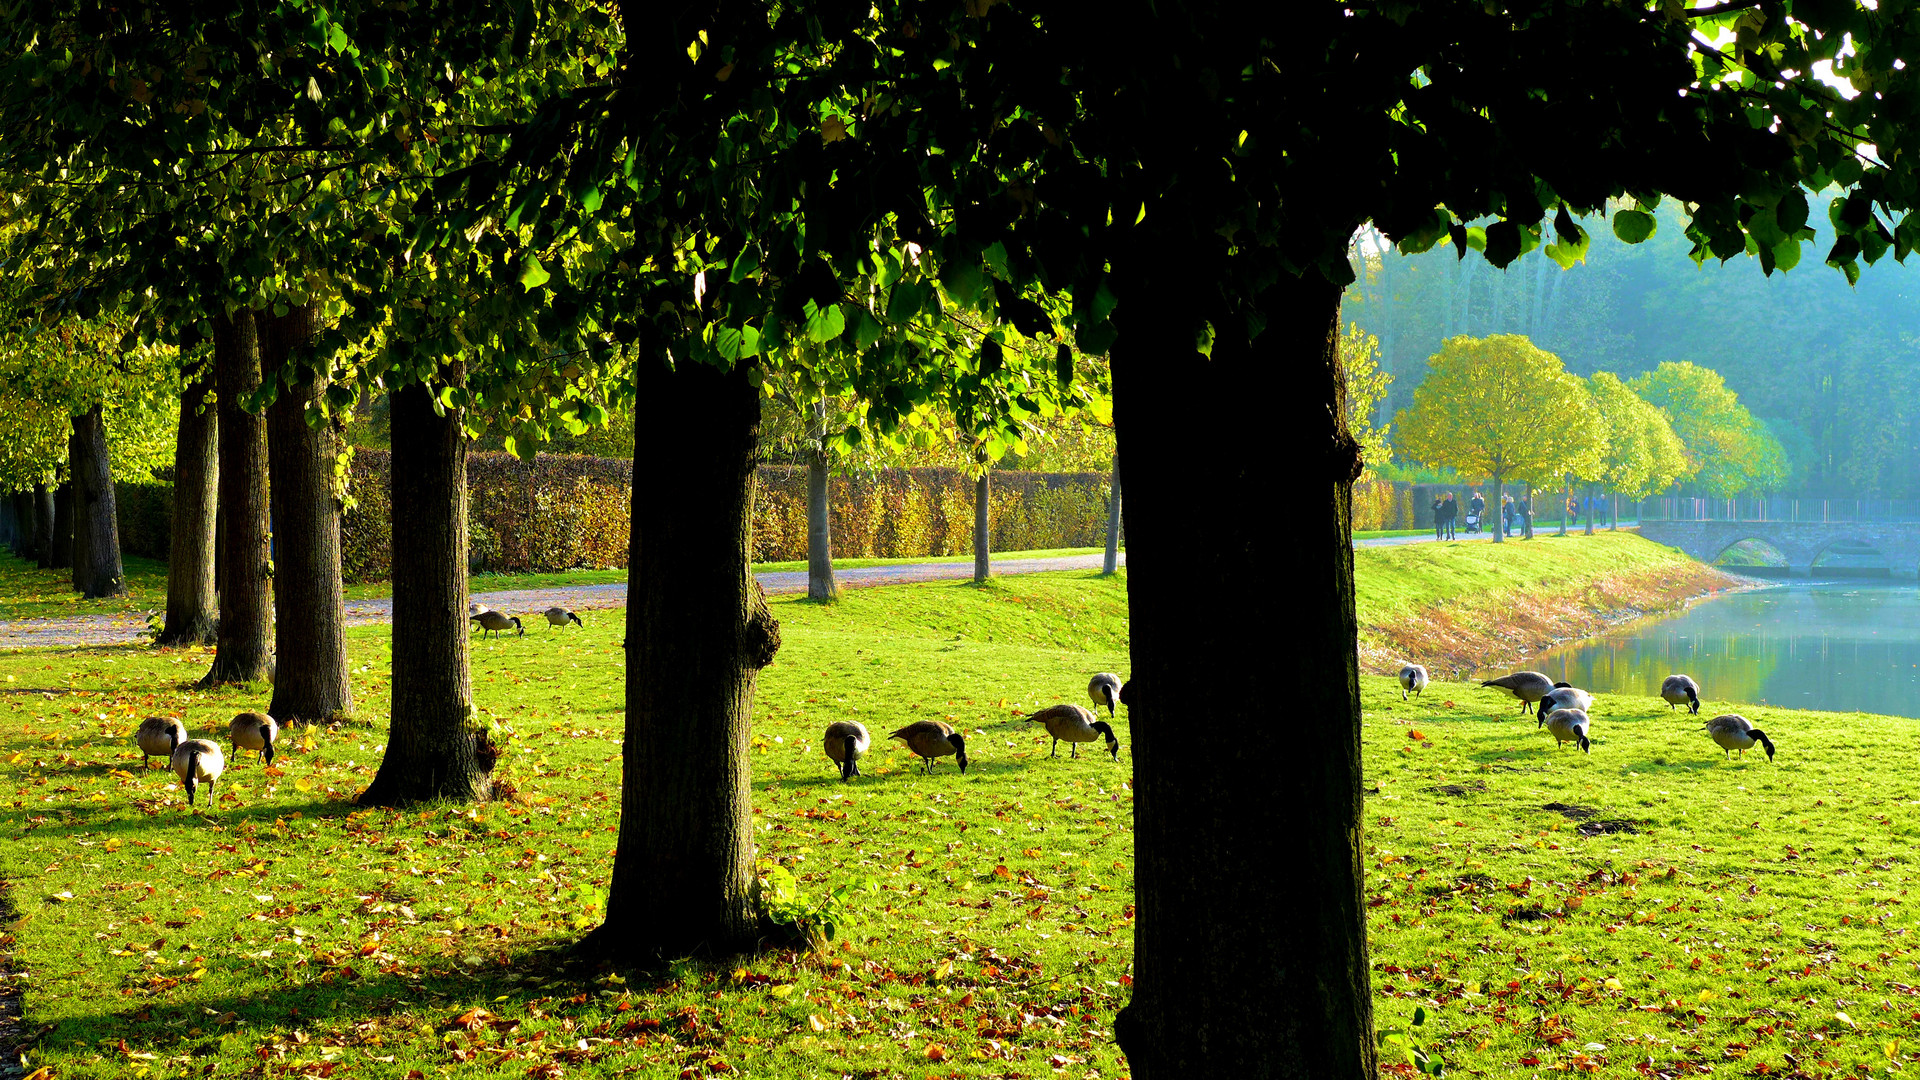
[1488,581,1920,719]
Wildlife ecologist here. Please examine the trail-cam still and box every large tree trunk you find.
[33,483,53,568]
[587,355,780,962]
[263,306,352,723]
[9,492,33,560]
[1109,264,1373,1076]
[1492,472,1505,543]
[69,406,126,599]
[66,428,88,586]
[805,399,837,602]
[49,481,71,570]
[1103,452,1122,575]
[200,311,274,687]
[359,368,486,806]
[972,467,990,583]
[158,370,220,646]
[1559,476,1570,536]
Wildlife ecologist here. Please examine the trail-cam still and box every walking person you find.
[1468,490,1485,534]
[1442,493,1458,540]
[1518,493,1534,539]
[1432,492,1447,541]
[1502,494,1516,537]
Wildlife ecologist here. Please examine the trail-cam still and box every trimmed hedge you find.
[117,455,1118,580]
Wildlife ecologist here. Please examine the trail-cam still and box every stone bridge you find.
[1637,519,1920,578]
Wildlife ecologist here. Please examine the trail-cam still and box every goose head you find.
[1750,729,1776,761]
[949,733,969,774]
[1092,721,1120,760]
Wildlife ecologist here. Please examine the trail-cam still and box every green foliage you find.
[756,866,875,951]
[0,323,180,490]
[1630,362,1788,496]
[1583,372,1690,499]
[1377,1006,1444,1077]
[1394,335,1603,488]
[1341,323,1393,479]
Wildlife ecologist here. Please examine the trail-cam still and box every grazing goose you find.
[1537,685,1594,727]
[889,720,969,774]
[1088,673,1123,717]
[171,739,225,807]
[822,721,870,782]
[228,711,278,766]
[1661,675,1702,714]
[543,606,583,630]
[1481,671,1556,714]
[471,610,524,638]
[1398,664,1429,701]
[1028,703,1120,760]
[468,601,490,617]
[1542,708,1592,753]
[1704,713,1775,761]
[134,716,186,769]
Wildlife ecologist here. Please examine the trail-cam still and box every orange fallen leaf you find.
[1407,730,1425,740]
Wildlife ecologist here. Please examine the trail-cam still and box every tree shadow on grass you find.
[5,796,355,847]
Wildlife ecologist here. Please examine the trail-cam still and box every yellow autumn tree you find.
[1394,334,1603,543]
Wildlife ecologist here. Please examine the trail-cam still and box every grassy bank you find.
[1361,671,1920,1078]
[1356,531,1746,678]
[0,570,1132,1079]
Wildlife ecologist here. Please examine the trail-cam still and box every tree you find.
[1339,323,1393,479]
[157,356,218,646]
[1396,335,1603,541]
[1582,372,1688,534]
[1630,361,1787,497]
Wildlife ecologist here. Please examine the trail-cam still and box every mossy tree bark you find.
[201,311,275,687]
[1109,264,1374,1077]
[805,399,837,602]
[590,356,780,962]
[49,481,71,570]
[33,483,53,569]
[1103,452,1122,575]
[158,369,220,647]
[359,368,486,806]
[263,306,352,723]
[69,406,126,599]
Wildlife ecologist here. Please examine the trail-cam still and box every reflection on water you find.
[1482,582,1920,718]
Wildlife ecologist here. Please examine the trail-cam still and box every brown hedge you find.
[118,455,1117,579]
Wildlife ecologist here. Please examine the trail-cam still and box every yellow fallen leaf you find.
[770,984,795,998]
[808,1014,826,1032]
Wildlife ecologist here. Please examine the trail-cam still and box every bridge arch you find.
[1809,536,1894,576]
[1709,536,1791,570]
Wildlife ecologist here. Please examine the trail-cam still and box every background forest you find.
[1345,202,1920,497]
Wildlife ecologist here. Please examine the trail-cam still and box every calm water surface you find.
[1488,582,1920,718]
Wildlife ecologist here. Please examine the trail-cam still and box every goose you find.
[1398,664,1429,701]
[471,610,524,638]
[1027,703,1120,760]
[1542,708,1592,753]
[228,711,278,766]
[1480,671,1556,714]
[1537,685,1594,727]
[1088,673,1123,717]
[889,720,969,774]
[134,716,186,769]
[171,739,225,807]
[822,721,870,782]
[469,601,490,617]
[543,606,583,630]
[1704,713,1775,761]
[1661,675,1702,714]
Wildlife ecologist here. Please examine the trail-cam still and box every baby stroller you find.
[1464,511,1481,534]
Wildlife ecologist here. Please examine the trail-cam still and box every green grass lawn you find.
[0,570,1134,1079]
[1353,529,1706,628]
[1354,529,1435,540]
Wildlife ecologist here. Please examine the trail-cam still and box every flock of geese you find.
[1397,664,1777,761]
[469,602,584,638]
[132,711,279,806]
[822,671,1126,781]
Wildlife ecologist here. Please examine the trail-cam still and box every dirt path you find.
[0,553,1127,651]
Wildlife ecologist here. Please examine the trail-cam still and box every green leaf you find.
[579,185,603,213]
[1482,221,1522,267]
[1777,189,1810,234]
[1611,209,1656,244]
[518,255,552,290]
[940,261,985,308]
[729,250,760,283]
[1054,343,1074,386]
[804,302,846,344]
[886,281,928,323]
[851,306,883,351]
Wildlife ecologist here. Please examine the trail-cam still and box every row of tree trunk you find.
[6,414,114,593]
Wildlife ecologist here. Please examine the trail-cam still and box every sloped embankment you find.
[1354,531,1750,678]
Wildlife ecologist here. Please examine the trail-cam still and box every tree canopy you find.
[1630,361,1788,497]
[1395,335,1602,493]
[1584,371,1690,500]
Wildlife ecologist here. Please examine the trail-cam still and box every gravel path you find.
[0,552,1127,651]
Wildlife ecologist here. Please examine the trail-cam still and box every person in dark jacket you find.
[1467,491,1485,534]
[1442,493,1458,540]
[1432,494,1447,540]
[1501,494,1516,536]
[1518,494,1534,539]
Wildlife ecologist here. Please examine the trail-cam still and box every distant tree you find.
[1338,323,1393,479]
[1579,373,1688,533]
[1396,335,1602,543]
[1630,362,1787,497]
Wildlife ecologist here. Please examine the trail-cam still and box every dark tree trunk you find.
[1559,476,1570,536]
[359,367,486,805]
[33,483,53,568]
[1492,472,1505,543]
[805,400,837,602]
[49,482,71,570]
[1103,452,1122,575]
[200,311,275,687]
[1585,483,1597,536]
[1109,264,1375,1077]
[8,492,32,559]
[69,406,126,598]
[158,370,220,646]
[66,427,88,587]
[264,306,352,722]
[588,355,780,962]
[972,468,990,583]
